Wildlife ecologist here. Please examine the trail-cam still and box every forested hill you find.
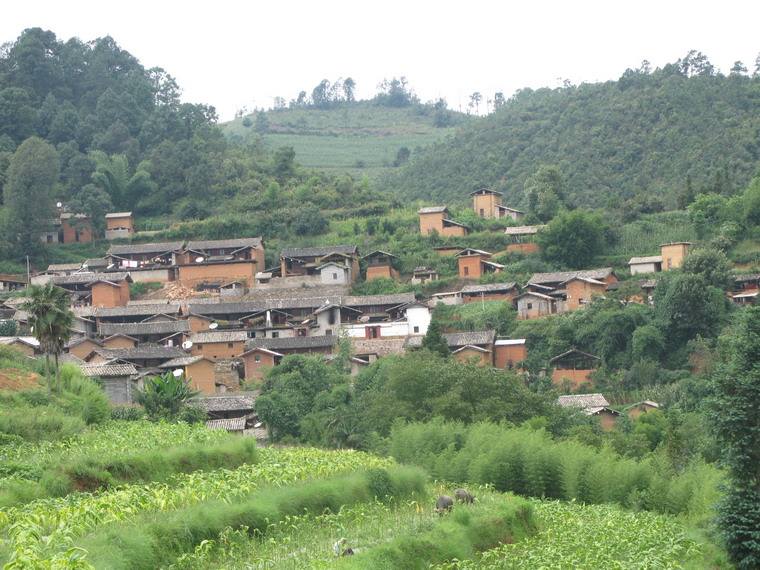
[383,59,760,209]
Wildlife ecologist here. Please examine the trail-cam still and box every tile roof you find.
[528,268,614,285]
[159,355,209,367]
[418,206,448,214]
[206,417,247,431]
[343,293,416,307]
[193,394,256,412]
[186,237,263,251]
[245,335,338,351]
[494,338,526,346]
[95,345,187,361]
[96,304,182,318]
[99,320,190,337]
[81,363,138,377]
[361,250,398,260]
[628,255,663,265]
[52,272,130,285]
[496,205,525,213]
[280,245,358,258]
[107,242,183,256]
[461,283,518,294]
[503,225,545,236]
[190,330,249,343]
[105,212,133,218]
[82,258,108,268]
[470,188,502,196]
[406,330,496,349]
[557,393,610,409]
[550,348,601,363]
[46,263,81,272]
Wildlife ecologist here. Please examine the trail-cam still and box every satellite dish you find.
[209,322,218,330]
[182,340,193,349]
[254,421,263,428]
[107,263,115,270]
[195,257,205,263]
[56,202,62,208]
[172,369,183,377]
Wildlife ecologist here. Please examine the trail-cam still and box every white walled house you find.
[628,256,663,275]
[319,262,352,285]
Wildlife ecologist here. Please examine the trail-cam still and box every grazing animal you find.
[342,548,354,556]
[454,488,475,504]
[435,495,454,514]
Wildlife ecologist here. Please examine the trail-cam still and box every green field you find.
[222,103,469,177]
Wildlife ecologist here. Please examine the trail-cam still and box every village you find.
[0,187,744,434]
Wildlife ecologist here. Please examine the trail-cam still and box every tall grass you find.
[389,420,721,519]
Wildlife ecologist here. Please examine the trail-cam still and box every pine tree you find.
[421,319,450,357]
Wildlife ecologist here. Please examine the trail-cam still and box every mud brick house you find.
[528,268,617,291]
[456,249,504,280]
[105,212,135,240]
[42,212,93,244]
[493,339,527,370]
[562,276,608,311]
[557,393,619,431]
[418,206,469,237]
[504,225,545,254]
[471,189,525,221]
[193,393,256,422]
[80,363,139,404]
[190,330,248,360]
[550,348,601,390]
[0,336,41,357]
[98,319,190,346]
[179,237,265,265]
[406,330,496,366]
[410,266,438,285]
[66,337,103,360]
[86,344,187,368]
[660,242,691,270]
[106,242,183,280]
[0,274,26,292]
[362,251,399,281]
[101,334,138,349]
[159,355,218,394]
[461,282,519,303]
[244,335,338,357]
[514,291,562,319]
[95,303,182,324]
[240,347,284,381]
[280,245,360,282]
[626,400,660,420]
[52,272,132,308]
[177,259,258,289]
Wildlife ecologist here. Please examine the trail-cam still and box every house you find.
[456,249,504,280]
[471,189,525,221]
[562,276,608,311]
[461,282,518,303]
[418,206,469,237]
[660,242,691,270]
[66,337,103,360]
[101,334,139,349]
[240,347,284,381]
[362,251,399,281]
[181,237,264,264]
[0,336,41,357]
[317,261,352,285]
[41,211,92,244]
[405,330,496,366]
[177,259,258,289]
[107,242,183,269]
[189,330,248,360]
[159,355,218,395]
[193,393,256,421]
[338,301,431,339]
[0,274,26,292]
[105,212,135,240]
[244,335,338,357]
[493,339,527,370]
[627,400,660,420]
[550,348,600,390]
[80,363,139,404]
[557,393,619,431]
[280,245,359,279]
[86,344,187,368]
[528,268,617,290]
[98,320,190,346]
[731,274,760,305]
[410,266,438,285]
[95,303,182,324]
[430,290,464,306]
[504,225,545,254]
[52,272,132,308]
[628,255,663,275]
[432,245,465,256]
[514,291,560,319]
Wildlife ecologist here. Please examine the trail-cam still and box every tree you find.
[469,92,482,115]
[524,165,566,221]
[22,283,73,393]
[393,146,410,167]
[3,137,59,258]
[343,77,356,102]
[254,111,269,134]
[682,247,733,290]
[537,209,607,268]
[710,306,760,568]
[493,92,505,109]
[421,319,450,357]
[730,61,748,76]
[69,183,114,237]
[273,145,296,179]
[138,372,199,421]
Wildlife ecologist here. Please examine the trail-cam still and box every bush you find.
[110,405,146,421]
[0,404,85,442]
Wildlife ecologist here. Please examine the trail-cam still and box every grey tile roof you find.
[53,272,130,285]
[108,242,183,256]
[99,320,190,337]
[470,188,502,196]
[406,330,496,349]
[343,293,416,307]
[186,238,262,251]
[81,363,138,377]
[529,268,614,285]
[245,335,338,351]
[418,206,448,214]
[159,355,208,367]
[193,394,256,412]
[461,283,518,294]
[96,304,182,318]
[105,212,133,218]
[82,258,108,268]
[206,417,247,431]
[504,225,545,235]
[95,345,187,361]
[46,263,81,272]
[190,330,249,343]
[557,393,610,409]
[280,245,358,258]
[628,256,663,265]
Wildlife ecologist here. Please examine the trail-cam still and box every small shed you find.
[550,349,600,390]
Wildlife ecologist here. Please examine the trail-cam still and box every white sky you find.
[3,1,760,120]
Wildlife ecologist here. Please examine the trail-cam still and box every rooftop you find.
[95,345,187,361]
[193,394,256,412]
[159,355,209,368]
[628,255,663,265]
[186,237,263,251]
[470,188,502,196]
[557,393,610,409]
[461,282,517,294]
[107,242,184,256]
[418,206,448,214]
[105,212,133,218]
[96,304,182,318]
[529,268,614,286]
[80,363,138,377]
[280,245,358,258]
[206,417,247,431]
[99,320,190,337]
[504,225,545,236]
[52,272,130,286]
[406,330,496,349]
[46,262,82,272]
[245,335,338,351]
[190,330,249,343]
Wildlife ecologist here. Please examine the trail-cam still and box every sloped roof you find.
[470,188,502,196]
[0,336,39,348]
[193,394,256,412]
[46,263,81,272]
[456,248,492,257]
[95,345,187,361]
[343,293,416,307]
[99,320,190,337]
[496,205,524,213]
[82,258,108,268]
[81,363,138,377]
[245,335,338,351]
[406,330,496,349]
[186,237,263,251]
[361,250,398,260]
[550,348,601,363]
[557,393,610,409]
[628,255,663,265]
[461,283,517,294]
[529,268,614,285]
[504,225,545,236]
[105,212,133,218]
[280,245,358,258]
[418,206,448,214]
[495,338,526,346]
[53,272,130,286]
[190,330,249,343]
[107,242,183,256]
[159,355,210,368]
[96,304,181,318]
[206,417,247,431]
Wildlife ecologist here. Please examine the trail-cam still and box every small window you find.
[227,342,233,348]
[464,266,469,276]
[197,344,203,349]
[333,272,338,280]
[527,303,533,310]
[254,354,261,363]
[271,331,279,338]
[479,208,484,217]
[325,329,333,336]
[413,326,420,333]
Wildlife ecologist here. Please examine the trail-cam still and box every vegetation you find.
[137,371,200,421]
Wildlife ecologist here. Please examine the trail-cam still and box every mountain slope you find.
[383,70,760,208]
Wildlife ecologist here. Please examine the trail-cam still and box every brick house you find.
[40,213,94,244]
[461,282,519,303]
[410,266,438,285]
[66,337,103,360]
[456,249,504,280]
[52,272,132,308]
[471,189,525,221]
[514,291,561,320]
[244,335,338,357]
[0,274,27,292]
[95,303,181,324]
[562,276,608,311]
[101,334,139,349]
[362,251,399,281]
[660,242,691,270]
[418,206,469,237]
[105,212,135,240]
[280,245,360,282]
[177,259,257,289]
[240,347,284,381]
[504,225,545,254]
[550,348,601,390]
[160,355,218,395]
[190,330,248,360]
[557,393,619,431]
[626,400,660,420]
[86,345,187,368]
[405,330,496,365]
[528,268,618,291]
[493,338,527,370]
[107,242,183,269]
[98,319,190,346]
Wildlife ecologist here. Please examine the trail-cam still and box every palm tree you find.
[22,283,73,393]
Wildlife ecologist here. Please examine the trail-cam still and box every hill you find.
[383,59,760,209]
[222,102,470,178]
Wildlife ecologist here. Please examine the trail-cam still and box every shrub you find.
[111,405,145,421]
[0,404,85,442]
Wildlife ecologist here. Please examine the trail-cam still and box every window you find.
[227,342,233,348]
[479,208,484,217]
[271,331,279,338]
[297,328,307,337]
[365,326,380,339]
[328,309,336,325]
[527,303,533,310]
[197,344,203,349]
[75,230,80,242]
[413,326,420,333]
[254,354,261,363]
[464,266,469,276]
[333,272,338,280]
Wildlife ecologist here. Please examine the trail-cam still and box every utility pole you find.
[26,256,30,285]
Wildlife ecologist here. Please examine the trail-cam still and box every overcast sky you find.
[3,1,760,120]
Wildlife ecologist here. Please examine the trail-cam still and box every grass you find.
[608,211,697,256]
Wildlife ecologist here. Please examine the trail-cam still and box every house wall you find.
[61,219,93,243]
[551,368,595,390]
[565,280,606,311]
[494,344,527,369]
[506,242,540,255]
[69,340,101,360]
[178,261,256,288]
[100,377,136,404]
[124,268,172,283]
[597,410,618,431]
[366,265,398,281]
[8,342,36,357]
[463,291,516,304]
[661,243,690,270]
[319,265,350,285]
[627,403,658,420]
[191,340,245,360]
[473,193,499,218]
[188,315,215,333]
[106,216,134,231]
[630,262,660,275]
[441,224,468,237]
[406,306,431,335]
[453,347,492,366]
[241,351,277,381]
[342,321,411,339]
[419,212,445,235]
[91,281,130,308]
[516,296,555,319]
[102,336,137,349]
[458,255,483,279]
[185,360,217,395]
[255,275,324,289]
